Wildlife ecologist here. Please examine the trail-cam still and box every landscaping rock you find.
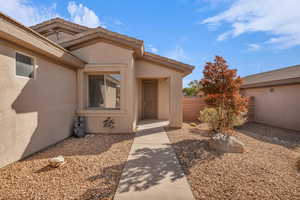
[190,122,197,127]
[85,134,95,138]
[49,155,65,168]
[297,155,300,171]
[209,133,245,153]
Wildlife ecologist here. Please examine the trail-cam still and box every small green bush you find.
[199,107,247,131]
[199,108,220,131]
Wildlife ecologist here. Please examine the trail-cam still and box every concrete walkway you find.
[114,120,195,200]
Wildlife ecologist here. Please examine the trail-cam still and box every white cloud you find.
[202,0,300,48]
[165,46,189,62]
[0,0,59,26]
[67,1,102,28]
[247,43,261,51]
[147,45,159,53]
[0,0,104,28]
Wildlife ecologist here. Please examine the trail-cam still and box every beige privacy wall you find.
[0,41,77,168]
[182,97,206,121]
[242,84,300,131]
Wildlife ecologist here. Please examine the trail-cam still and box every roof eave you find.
[0,13,85,69]
[241,77,300,89]
[140,52,194,76]
[30,18,89,33]
[59,29,144,56]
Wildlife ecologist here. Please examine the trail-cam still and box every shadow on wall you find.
[10,62,76,161]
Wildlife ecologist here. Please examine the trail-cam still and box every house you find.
[241,65,300,131]
[0,13,194,167]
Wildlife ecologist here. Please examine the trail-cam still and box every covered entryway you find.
[137,78,170,123]
[135,58,192,128]
[142,79,158,119]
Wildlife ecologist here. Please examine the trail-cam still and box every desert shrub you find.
[200,107,247,131]
[199,108,220,131]
[226,110,248,128]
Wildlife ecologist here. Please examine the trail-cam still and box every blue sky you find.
[2,0,300,86]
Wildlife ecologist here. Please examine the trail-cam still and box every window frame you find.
[15,51,36,79]
[87,72,121,110]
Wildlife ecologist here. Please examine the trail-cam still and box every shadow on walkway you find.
[80,139,222,200]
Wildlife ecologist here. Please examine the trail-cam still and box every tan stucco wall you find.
[72,41,133,64]
[135,60,183,127]
[73,41,137,133]
[0,42,77,168]
[241,84,300,131]
[158,78,170,120]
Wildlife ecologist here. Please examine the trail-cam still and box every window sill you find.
[77,109,127,117]
[87,107,120,111]
[16,75,34,80]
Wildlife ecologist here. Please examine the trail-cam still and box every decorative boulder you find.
[208,133,245,153]
[49,155,65,168]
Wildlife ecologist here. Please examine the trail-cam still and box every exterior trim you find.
[14,50,37,80]
[0,12,85,69]
[138,52,194,75]
[242,64,300,89]
[59,28,144,56]
[242,77,300,89]
[77,63,127,116]
[30,18,89,34]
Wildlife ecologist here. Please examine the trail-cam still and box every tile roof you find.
[242,64,300,88]
[4,16,195,74]
[0,12,85,68]
[30,18,89,33]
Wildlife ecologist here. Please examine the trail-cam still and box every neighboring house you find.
[241,65,300,131]
[0,13,194,167]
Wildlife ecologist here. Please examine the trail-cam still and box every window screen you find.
[16,53,34,78]
[88,74,121,109]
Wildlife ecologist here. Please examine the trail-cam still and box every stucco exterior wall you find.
[135,60,183,127]
[158,78,170,120]
[0,41,77,168]
[72,42,133,64]
[73,41,136,133]
[241,84,300,131]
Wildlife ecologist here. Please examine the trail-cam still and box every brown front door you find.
[142,79,158,119]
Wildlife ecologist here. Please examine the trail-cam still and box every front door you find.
[142,79,158,119]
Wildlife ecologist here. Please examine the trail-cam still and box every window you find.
[16,52,34,78]
[88,74,121,109]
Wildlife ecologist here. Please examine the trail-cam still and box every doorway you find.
[142,79,158,119]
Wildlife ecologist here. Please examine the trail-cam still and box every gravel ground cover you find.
[166,122,300,200]
[0,133,134,200]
